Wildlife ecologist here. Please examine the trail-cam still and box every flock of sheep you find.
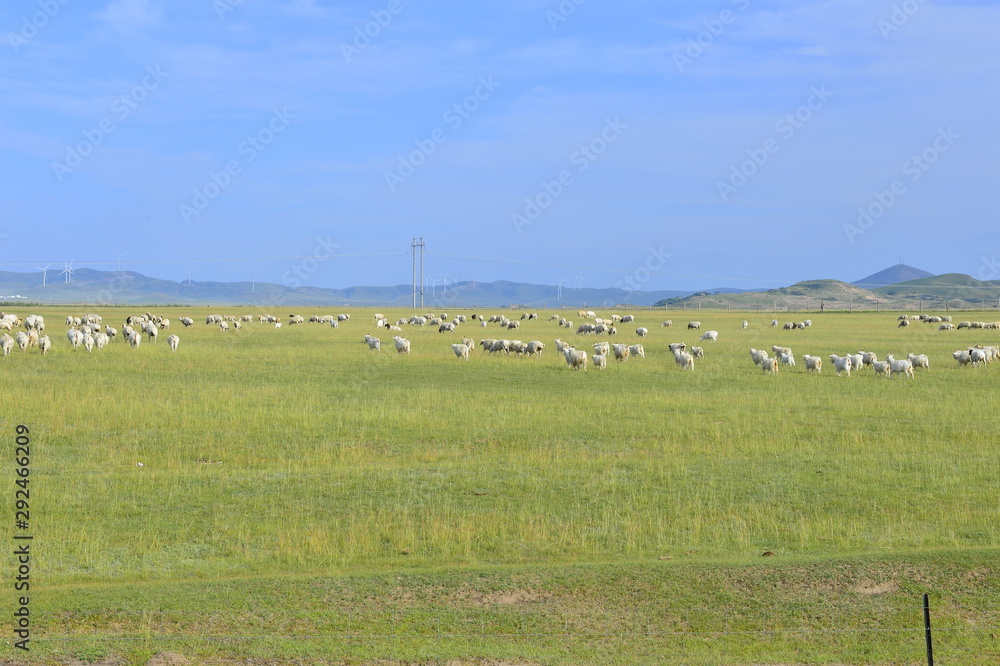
[1,309,996,380]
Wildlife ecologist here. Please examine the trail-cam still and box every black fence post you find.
[923,593,934,666]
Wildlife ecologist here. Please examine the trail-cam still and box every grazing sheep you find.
[847,353,864,372]
[592,353,607,369]
[127,330,141,349]
[673,349,694,371]
[761,357,779,375]
[669,342,687,353]
[628,344,645,359]
[620,314,634,323]
[82,333,95,353]
[953,349,972,367]
[898,319,910,327]
[274,322,282,329]
[771,319,778,327]
[219,321,229,333]
[0,334,12,357]
[451,343,470,360]
[612,343,630,362]
[741,320,748,329]
[862,358,887,377]
[957,321,971,329]
[338,314,350,322]
[661,320,673,327]
[687,321,701,330]
[829,354,853,377]
[393,336,411,354]
[939,323,954,331]
[563,347,588,371]
[94,332,109,350]
[782,322,795,330]
[885,354,915,380]
[779,352,795,367]
[907,353,929,370]
[802,354,822,374]
[39,335,51,355]
[364,335,381,352]
[772,345,792,357]
[750,348,769,367]
[968,347,988,367]
[554,339,572,354]
[700,330,719,342]
[858,351,878,367]
[506,320,519,330]
[635,327,648,338]
[66,328,82,350]
[690,346,704,359]
[526,340,546,357]
[593,341,610,357]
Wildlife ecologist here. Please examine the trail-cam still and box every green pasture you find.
[0,307,996,664]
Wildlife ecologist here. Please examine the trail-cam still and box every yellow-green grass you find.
[1,307,997,663]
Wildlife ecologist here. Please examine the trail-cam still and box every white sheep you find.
[612,343,630,362]
[39,335,51,355]
[95,332,109,350]
[968,347,988,367]
[939,323,955,331]
[673,349,694,371]
[66,329,82,350]
[592,353,607,369]
[761,357,779,375]
[0,334,12,356]
[802,354,822,373]
[690,346,704,359]
[771,319,778,327]
[907,353,929,370]
[871,360,891,378]
[953,349,972,367]
[885,354,914,380]
[700,330,718,342]
[563,347,588,371]
[364,334,381,352]
[393,336,411,354]
[898,319,910,327]
[750,348,768,367]
[829,354,852,377]
[593,341,610,357]
[661,320,673,327]
[628,344,645,359]
[847,353,864,371]
[526,340,546,357]
[741,320,748,329]
[668,342,687,353]
[451,343,470,360]
[635,327,648,338]
[620,315,635,323]
[554,339,572,354]
[779,352,795,367]
[83,333,95,353]
[687,321,701,330]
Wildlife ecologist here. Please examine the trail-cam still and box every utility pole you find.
[411,238,425,309]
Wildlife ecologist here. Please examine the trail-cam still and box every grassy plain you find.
[0,306,997,664]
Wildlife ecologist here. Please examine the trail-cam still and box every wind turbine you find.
[35,264,51,288]
[59,261,75,284]
[441,275,451,292]
[557,278,567,302]
[575,271,584,291]
[186,269,194,286]
[252,275,256,294]
[427,275,440,298]
[471,267,478,287]
[114,253,124,272]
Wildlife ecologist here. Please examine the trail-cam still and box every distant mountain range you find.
[1,264,997,310]
[852,263,935,288]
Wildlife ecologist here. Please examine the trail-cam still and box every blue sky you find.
[2,0,997,292]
